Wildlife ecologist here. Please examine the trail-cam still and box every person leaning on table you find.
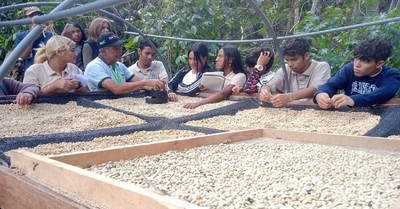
[84,32,164,94]
[183,45,247,109]
[314,38,400,109]
[259,37,331,107]
[127,38,169,83]
[1,78,39,105]
[166,42,213,102]
[232,46,275,94]
[23,35,88,95]
[14,7,53,73]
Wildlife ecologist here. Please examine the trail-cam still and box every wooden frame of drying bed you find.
[5,128,400,209]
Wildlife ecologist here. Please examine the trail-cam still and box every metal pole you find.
[245,0,291,93]
[0,2,60,13]
[0,0,82,82]
[0,0,132,27]
[0,0,132,82]
[3,2,399,43]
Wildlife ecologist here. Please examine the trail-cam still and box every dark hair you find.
[245,47,275,71]
[354,38,392,62]
[188,42,209,71]
[221,46,245,74]
[139,38,158,50]
[69,22,87,45]
[281,37,311,56]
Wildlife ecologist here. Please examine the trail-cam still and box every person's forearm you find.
[20,44,33,59]
[40,84,55,95]
[161,77,169,83]
[76,86,90,92]
[107,81,148,94]
[292,87,317,100]
[198,93,225,106]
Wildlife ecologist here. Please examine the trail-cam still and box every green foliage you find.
[128,0,286,73]
[297,4,400,77]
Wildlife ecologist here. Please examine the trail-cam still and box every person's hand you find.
[315,93,332,109]
[14,93,34,106]
[61,30,72,39]
[256,51,272,67]
[270,94,291,107]
[53,77,79,92]
[168,92,178,102]
[232,85,243,94]
[259,85,273,102]
[29,23,36,31]
[331,94,354,108]
[65,77,79,90]
[183,102,200,109]
[147,79,165,91]
[199,83,205,90]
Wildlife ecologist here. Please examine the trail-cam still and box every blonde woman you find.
[82,17,111,69]
[23,35,88,95]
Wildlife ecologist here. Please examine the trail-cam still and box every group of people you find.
[1,7,400,110]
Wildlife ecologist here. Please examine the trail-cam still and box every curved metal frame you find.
[245,0,290,92]
[1,1,399,92]
[0,0,132,81]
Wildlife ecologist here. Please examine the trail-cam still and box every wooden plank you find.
[262,128,400,151]
[0,166,86,209]
[7,150,206,209]
[7,128,400,209]
[50,129,264,168]
[51,128,399,169]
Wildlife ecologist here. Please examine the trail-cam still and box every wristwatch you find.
[255,65,263,72]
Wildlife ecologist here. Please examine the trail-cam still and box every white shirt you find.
[182,69,197,85]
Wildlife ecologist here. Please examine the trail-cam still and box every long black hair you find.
[188,42,209,72]
[221,45,245,74]
[69,22,87,45]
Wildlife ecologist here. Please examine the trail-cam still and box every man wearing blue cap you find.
[84,32,164,94]
[14,7,53,73]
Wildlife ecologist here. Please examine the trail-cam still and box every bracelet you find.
[288,92,294,101]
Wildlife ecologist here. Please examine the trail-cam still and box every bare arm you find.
[183,84,235,109]
[40,77,79,95]
[101,77,164,95]
[270,86,317,107]
[259,84,273,102]
[291,86,317,101]
[19,44,33,59]
[19,25,37,59]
